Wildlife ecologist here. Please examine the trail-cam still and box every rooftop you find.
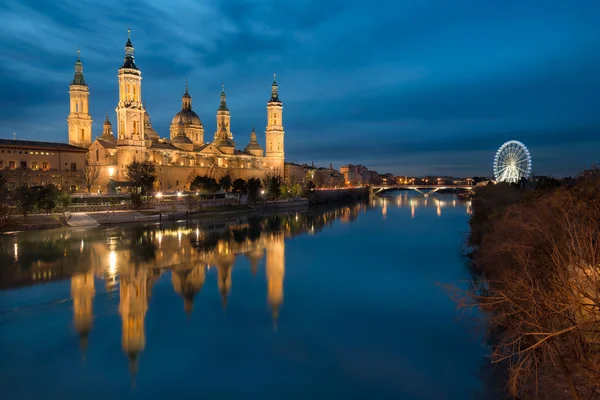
[0,139,88,152]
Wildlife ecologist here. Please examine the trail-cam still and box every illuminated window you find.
[42,162,49,170]
[32,162,38,170]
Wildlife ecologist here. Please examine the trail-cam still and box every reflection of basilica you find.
[0,204,367,378]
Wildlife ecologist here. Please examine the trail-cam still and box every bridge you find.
[370,184,474,197]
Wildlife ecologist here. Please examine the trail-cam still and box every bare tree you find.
[85,163,100,193]
[456,173,600,399]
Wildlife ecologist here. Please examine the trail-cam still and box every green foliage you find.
[247,178,262,204]
[231,178,247,195]
[218,174,232,192]
[37,185,61,214]
[126,161,157,196]
[289,183,302,197]
[11,186,40,221]
[266,176,281,200]
[190,175,220,194]
[0,173,10,225]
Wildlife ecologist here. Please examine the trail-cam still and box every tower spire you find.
[122,28,137,69]
[270,74,279,103]
[219,84,228,111]
[72,49,86,86]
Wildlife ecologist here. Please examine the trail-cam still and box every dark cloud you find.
[1,0,599,176]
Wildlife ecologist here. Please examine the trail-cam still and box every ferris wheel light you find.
[493,140,532,183]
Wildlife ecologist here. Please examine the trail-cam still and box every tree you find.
[456,172,600,399]
[219,174,232,192]
[232,178,247,195]
[37,184,61,214]
[232,178,247,204]
[84,163,100,193]
[266,176,281,200]
[0,172,10,225]
[126,161,157,196]
[290,183,302,197]
[190,175,219,194]
[126,161,157,209]
[247,178,262,204]
[12,186,40,222]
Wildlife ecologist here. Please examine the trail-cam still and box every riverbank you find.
[462,173,600,400]
[1,188,370,233]
[0,200,311,232]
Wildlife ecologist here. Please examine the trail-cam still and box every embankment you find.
[307,188,369,206]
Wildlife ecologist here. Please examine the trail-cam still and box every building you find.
[81,30,285,193]
[340,164,368,185]
[284,162,344,187]
[0,139,87,191]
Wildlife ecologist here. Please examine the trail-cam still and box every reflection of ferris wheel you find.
[493,140,532,183]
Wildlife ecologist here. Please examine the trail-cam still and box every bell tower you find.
[265,75,284,176]
[116,29,148,169]
[67,50,92,148]
[214,84,232,140]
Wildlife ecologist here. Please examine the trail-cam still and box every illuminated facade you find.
[79,30,285,193]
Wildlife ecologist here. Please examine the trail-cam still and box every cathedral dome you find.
[171,110,202,126]
[172,134,193,144]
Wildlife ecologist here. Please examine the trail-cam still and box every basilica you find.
[69,30,285,193]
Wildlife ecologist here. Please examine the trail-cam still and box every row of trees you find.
[0,173,71,226]
[459,171,600,399]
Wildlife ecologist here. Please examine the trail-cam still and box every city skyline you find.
[1,0,599,177]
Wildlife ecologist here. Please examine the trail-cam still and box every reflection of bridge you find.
[371,184,474,197]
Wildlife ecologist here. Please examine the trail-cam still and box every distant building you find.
[340,164,369,185]
[0,139,87,191]
[284,162,343,187]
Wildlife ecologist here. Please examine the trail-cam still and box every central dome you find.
[171,109,202,126]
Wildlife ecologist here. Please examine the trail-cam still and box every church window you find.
[278,142,280,150]
[133,121,137,134]
[270,142,272,150]
[81,129,85,141]
[75,102,79,112]
[96,149,99,162]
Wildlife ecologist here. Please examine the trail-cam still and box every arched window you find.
[75,102,79,112]
[96,149,99,162]
[81,129,85,141]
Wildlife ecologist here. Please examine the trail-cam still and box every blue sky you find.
[1,0,598,176]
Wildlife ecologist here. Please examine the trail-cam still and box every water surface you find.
[0,193,488,399]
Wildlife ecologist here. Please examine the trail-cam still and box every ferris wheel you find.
[493,140,532,183]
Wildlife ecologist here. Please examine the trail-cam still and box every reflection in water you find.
[373,191,472,219]
[1,195,473,385]
[0,203,371,379]
[0,194,482,397]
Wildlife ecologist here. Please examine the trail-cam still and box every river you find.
[0,192,496,399]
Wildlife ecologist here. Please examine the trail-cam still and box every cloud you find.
[1,0,599,177]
